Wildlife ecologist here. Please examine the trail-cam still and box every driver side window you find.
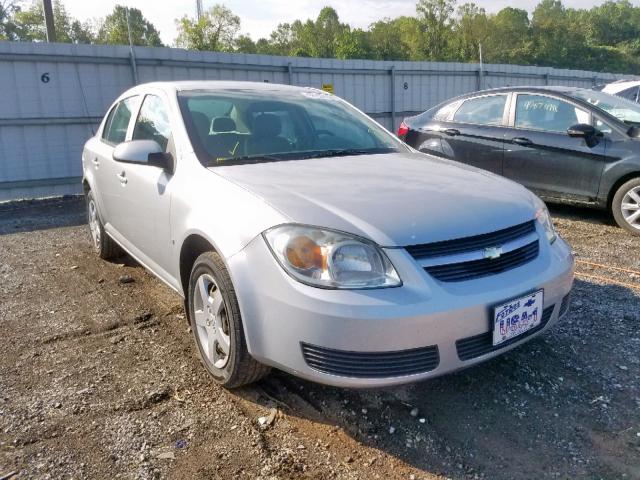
[132,94,172,151]
[515,94,589,133]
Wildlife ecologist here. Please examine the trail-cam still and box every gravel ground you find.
[0,197,639,480]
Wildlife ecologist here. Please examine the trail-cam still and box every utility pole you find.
[196,0,203,20]
[478,42,484,90]
[42,0,56,42]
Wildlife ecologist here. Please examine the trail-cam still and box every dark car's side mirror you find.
[113,140,174,173]
[567,123,603,147]
[567,123,597,138]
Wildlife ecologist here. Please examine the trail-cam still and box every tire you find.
[611,177,640,236]
[187,251,270,388]
[86,190,122,259]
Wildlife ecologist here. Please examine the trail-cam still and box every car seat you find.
[246,114,291,155]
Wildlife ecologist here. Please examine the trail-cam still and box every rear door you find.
[92,96,140,228]
[437,93,509,174]
[502,93,606,203]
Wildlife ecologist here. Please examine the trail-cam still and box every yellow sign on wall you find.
[321,83,334,94]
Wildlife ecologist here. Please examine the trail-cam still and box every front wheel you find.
[611,178,640,236]
[187,251,270,388]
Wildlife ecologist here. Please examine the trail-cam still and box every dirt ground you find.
[0,197,639,480]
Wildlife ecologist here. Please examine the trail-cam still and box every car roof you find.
[454,85,591,99]
[601,80,640,94]
[121,80,314,97]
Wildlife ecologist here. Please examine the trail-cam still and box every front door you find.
[109,92,175,278]
[502,93,606,203]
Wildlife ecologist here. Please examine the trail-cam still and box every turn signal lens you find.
[285,235,325,270]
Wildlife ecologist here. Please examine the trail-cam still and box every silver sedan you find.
[82,81,575,388]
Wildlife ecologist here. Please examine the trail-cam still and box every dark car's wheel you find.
[86,190,122,259]
[188,251,270,388]
[611,178,640,236]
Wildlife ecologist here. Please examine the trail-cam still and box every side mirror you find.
[113,140,162,163]
[113,140,174,173]
[567,123,597,138]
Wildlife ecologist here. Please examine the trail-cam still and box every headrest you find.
[190,111,210,138]
[212,116,236,133]
[253,113,281,138]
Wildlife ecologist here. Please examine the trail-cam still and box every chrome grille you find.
[406,220,540,282]
[405,220,536,258]
[424,241,539,282]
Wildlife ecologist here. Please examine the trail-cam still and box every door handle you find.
[116,172,127,185]
[443,128,460,136]
[511,137,533,146]
[92,157,99,167]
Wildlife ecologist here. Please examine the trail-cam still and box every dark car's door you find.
[439,94,508,174]
[408,94,508,175]
[502,93,606,203]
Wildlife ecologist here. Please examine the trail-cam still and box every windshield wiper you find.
[297,147,396,160]
[209,154,284,166]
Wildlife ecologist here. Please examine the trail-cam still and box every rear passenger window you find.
[103,97,137,145]
[453,95,507,126]
[434,101,461,121]
[132,95,172,151]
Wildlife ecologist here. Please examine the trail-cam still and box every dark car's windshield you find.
[178,88,407,166]
[569,89,640,127]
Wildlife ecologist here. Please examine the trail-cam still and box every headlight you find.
[536,206,557,244]
[263,224,402,289]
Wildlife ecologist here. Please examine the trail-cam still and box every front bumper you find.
[227,230,575,388]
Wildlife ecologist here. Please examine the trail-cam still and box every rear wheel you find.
[187,251,270,388]
[86,190,121,259]
[611,178,640,236]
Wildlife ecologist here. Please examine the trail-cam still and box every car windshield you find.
[569,89,640,127]
[178,88,407,166]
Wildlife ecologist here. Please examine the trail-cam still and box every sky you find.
[59,0,610,46]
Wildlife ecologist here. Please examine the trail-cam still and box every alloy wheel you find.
[88,199,101,249]
[193,273,231,369]
[621,186,640,231]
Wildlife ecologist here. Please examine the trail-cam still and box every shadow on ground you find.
[0,196,86,235]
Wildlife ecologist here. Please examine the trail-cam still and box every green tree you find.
[483,7,531,64]
[451,3,489,61]
[530,0,587,68]
[392,16,427,61]
[586,0,640,46]
[12,0,94,43]
[0,0,20,40]
[175,4,238,51]
[234,34,257,54]
[416,0,455,59]
[98,5,162,47]
[335,28,371,59]
[368,19,408,60]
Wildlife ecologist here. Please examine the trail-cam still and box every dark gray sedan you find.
[399,87,640,235]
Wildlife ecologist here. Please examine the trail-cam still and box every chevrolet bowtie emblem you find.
[484,246,503,260]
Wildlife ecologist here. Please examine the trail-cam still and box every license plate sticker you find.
[492,290,544,346]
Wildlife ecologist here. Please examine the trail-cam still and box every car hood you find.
[210,152,539,247]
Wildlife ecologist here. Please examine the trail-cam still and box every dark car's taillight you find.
[397,121,409,139]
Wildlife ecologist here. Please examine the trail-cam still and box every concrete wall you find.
[0,41,635,201]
